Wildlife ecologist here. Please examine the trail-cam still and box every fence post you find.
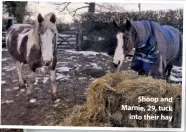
[77,23,83,51]
[76,33,79,51]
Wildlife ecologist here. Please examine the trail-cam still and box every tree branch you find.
[70,6,89,16]
[58,2,71,13]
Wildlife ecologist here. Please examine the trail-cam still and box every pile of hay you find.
[65,71,181,127]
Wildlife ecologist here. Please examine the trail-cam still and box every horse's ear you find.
[126,19,132,31]
[50,14,56,23]
[113,20,119,29]
[38,13,44,23]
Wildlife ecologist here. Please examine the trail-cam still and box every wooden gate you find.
[57,24,83,51]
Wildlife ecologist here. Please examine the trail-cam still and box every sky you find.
[28,2,183,23]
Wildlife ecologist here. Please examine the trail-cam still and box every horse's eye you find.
[125,37,129,41]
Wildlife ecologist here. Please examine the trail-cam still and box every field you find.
[1,41,181,125]
[1,47,133,125]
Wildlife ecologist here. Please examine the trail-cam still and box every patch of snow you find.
[57,62,68,65]
[20,89,25,92]
[13,80,17,83]
[98,37,104,41]
[2,100,14,104]
[66,50,109,57]
[172,65,182,71]
[75,64,81,67]
[169,75,182,82]
[90,63,102,70]
[169,65,182,83]
[79,77,87,80]
[56,73,70,80]
[68,56,77,60]
[40,67,47,72]
[5,89,11,92]
[29,98,37,103]
[34,77,39,85]
[2,58,10,61]
[126,57,133,61]
[42,77,49,83]
[3,66,16,71]
[57,66,71,72]
[2,81,6,84]
[13,87,19,90]
[55,98,60,103]
[171,72,182,77]
[2,48,8,51]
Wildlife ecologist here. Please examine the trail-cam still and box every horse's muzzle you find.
[42,59,52,66]
[45,61,51,66]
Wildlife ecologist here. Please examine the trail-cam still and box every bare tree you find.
[95,3,125,12]
[54,2,125,17]
[54,2,93,16]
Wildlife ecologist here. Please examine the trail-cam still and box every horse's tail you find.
[175,34,182,66]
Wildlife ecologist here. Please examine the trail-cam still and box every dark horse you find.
[6,13,58,102]
[111,20,182,79]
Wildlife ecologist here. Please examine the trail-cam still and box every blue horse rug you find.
[130,20,182,74]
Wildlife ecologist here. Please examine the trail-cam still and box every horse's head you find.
[37,13,57,66]
[112,19,136,68]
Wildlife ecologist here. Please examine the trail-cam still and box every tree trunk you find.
[88,3,95,13]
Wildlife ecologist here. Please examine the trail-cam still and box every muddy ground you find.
[1,48,131,125]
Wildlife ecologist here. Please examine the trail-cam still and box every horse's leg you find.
[165,64,173,81]
[138,69,148,76]
[116,61,123,72]
[15,61,25,89]
[26,69,36,101]
[150,54,163,78]
[49,69,57,101]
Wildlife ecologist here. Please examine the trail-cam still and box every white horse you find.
[6,13,58,102]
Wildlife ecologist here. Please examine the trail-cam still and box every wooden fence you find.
[57,24,84,51]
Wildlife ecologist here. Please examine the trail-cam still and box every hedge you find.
[79,9,183,51]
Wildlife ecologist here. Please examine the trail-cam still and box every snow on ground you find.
[90,63,102,70]
[56,73,70,80]
[169,75,182,82]
[56,66,71,72]
[172,65,182,71]
[13,87,19,90]
[65,50,109,57]
[2,100,14,104]
[42,77,49,84]
[2,48,8,51]
[2,81,6,84]
[2,58,11,61]
[169,65,182,83]
[34,77,40,85]
[3,66,16,71]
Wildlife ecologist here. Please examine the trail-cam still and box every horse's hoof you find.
[54,98,60,103]
[52,95,57,102]
[19,83,26,89]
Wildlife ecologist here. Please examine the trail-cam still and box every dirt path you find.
[1,48,131,125]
